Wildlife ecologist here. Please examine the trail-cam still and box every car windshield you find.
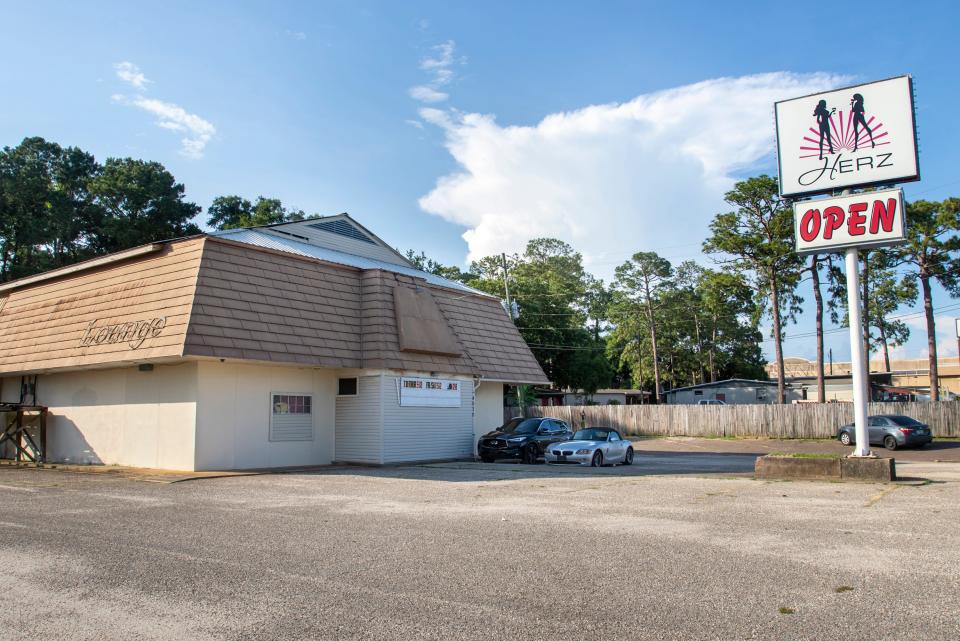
[888,416,923,427]
[499,418,542,434]
[573,429,610,441]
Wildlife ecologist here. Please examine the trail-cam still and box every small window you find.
[694,390,703,396]
[338,377,358,396]
[609,432,620,441]
[715,393,726,402]
[270,393,313,442]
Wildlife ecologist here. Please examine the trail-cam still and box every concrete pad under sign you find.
[755,454,895,482]
[841,456,897,482]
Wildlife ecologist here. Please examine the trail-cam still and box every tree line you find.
[0,137,305,282]
[413,175,960,403]
[3,137,958,403]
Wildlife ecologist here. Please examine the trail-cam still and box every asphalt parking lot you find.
[1,446,959,641]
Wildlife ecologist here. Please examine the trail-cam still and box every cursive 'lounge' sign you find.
[80,317,167,350]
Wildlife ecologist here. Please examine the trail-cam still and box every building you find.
[771,357,960,400]
[0,215,548,470]
[561,389,650,405]
[664,379,803,405]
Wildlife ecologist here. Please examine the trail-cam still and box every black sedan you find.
[837,414,933,450]
[477,417,574,464]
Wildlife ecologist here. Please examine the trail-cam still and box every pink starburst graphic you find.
[799,110,890,159]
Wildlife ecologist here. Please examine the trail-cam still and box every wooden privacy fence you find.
[506,402,960,439]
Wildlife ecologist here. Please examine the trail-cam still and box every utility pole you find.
[955,319,960,368]
[501,252,524,415]
[501,252,514,322]
[829,348,833,375]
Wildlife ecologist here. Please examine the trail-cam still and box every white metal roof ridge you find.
[210,228,488,296]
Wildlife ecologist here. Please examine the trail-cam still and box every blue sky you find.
[3,0,959,365]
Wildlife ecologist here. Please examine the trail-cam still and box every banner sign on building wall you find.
[399,377,462,408]
[775,76,919,198]
[793,188,905,255]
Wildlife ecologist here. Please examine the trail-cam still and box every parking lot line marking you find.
[864,485,901,508]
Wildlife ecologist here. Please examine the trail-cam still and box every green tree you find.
[695,269,766,382]
[805,254,831,402]
[403,249,476,284]
[206,195,305,230]
[88,158,201,253]
[891,198,960,400]
[584,276,613,343]
[703,175,803,403]
[612,252,673,402]
[0,137,101,281]
[831,249,917,373]
[870,260,917,372]
[473,240,605,392]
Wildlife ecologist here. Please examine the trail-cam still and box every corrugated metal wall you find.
[334,375,383,464]
[381,375,474,463]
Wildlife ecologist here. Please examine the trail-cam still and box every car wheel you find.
[591,451,603,467]
[883,435,898,451]
[623,448,634,465]
[839,432,852,446]
[523,446,539,465]
[480,456,495,463]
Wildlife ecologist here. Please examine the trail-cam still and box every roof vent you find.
[307,219,376,244]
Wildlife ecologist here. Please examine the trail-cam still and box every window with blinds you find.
[270,393,314,442]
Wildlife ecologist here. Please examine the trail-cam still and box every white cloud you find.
[405,119,424,129]
[113,93,216,159]
[408,40,463,104]
[114,61,151,90]
[409,85,449,103]
[900,313,958,359]
[417,72,849,273]
[420,40,457,73]
[285,29,307,41]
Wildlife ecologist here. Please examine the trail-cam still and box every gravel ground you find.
[1,456,959,641]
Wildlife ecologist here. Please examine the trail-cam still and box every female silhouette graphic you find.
[850,93,875,152]
[813,99,835,160]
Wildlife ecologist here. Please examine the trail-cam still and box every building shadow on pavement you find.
[285,450,764,483]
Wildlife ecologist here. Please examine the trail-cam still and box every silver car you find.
[544,428,634,467]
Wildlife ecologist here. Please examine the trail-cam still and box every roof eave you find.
[0,242,168,294]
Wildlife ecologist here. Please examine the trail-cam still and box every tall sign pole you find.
[775,75,918,457]
[844,245,871,456]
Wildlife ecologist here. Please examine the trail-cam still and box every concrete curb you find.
[755,455,896,482]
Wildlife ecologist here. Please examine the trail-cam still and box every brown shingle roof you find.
[186,237,547,383]
[0,235,548,384]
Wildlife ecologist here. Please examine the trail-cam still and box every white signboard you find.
[399,377,462,408]
[776,76,919,197]
[793,188,905,255]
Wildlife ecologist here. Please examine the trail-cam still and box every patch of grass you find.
[835,586,854,593]
[778,607,795,615]
[769,452,843,460]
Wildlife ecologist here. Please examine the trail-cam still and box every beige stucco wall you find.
[193,360,335,470]
[473,382,504,449]
[1,363,198,469]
